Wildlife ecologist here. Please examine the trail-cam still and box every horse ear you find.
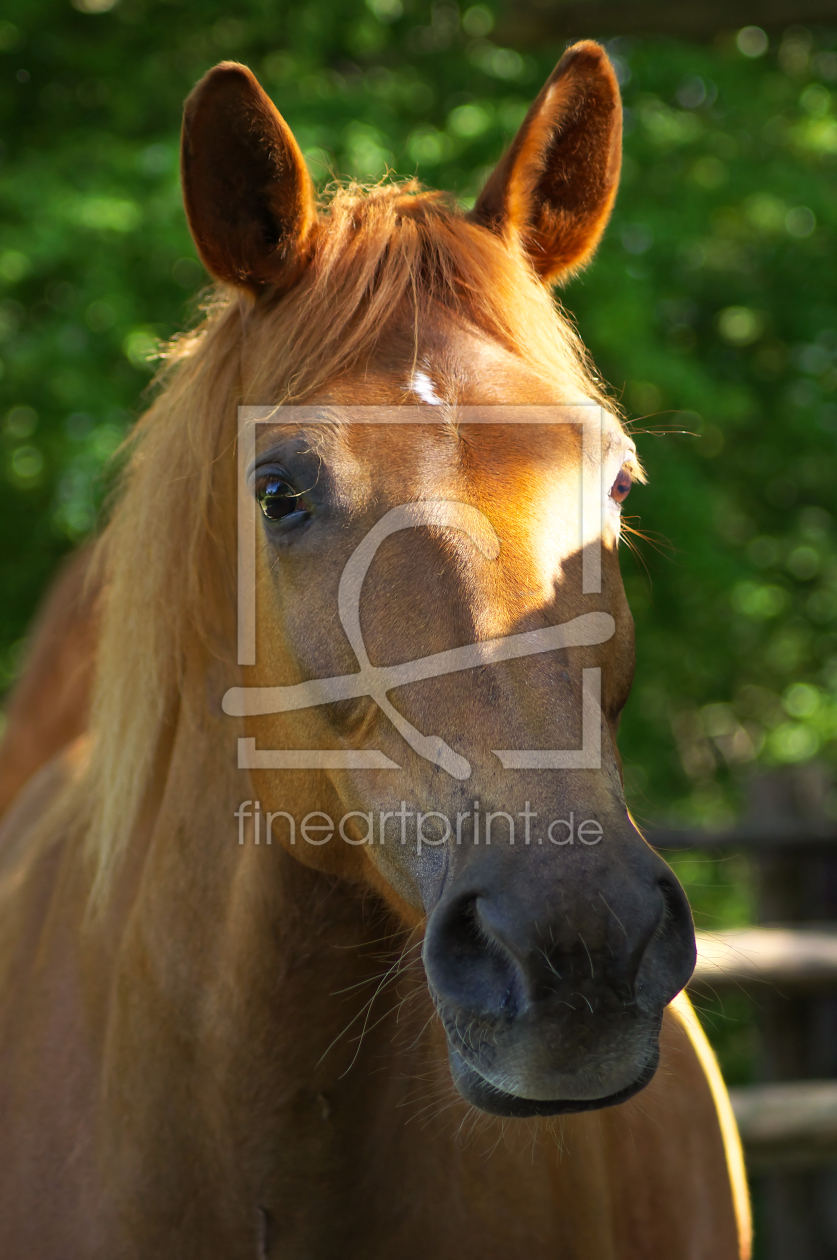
[470,41,621,284]
[181,62,317,293]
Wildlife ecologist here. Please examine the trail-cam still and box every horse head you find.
[167,43,696,1117]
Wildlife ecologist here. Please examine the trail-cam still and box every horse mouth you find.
[446,1045,660,1118]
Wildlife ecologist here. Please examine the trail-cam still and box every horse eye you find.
[610,467,632,505]
[255,474,306,523]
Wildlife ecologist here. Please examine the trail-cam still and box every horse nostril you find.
[634,874,696,1010]
[662,872,691,922]
[423,893,518,1018]
[657,874,695,957]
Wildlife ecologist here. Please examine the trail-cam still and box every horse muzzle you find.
[421,833,695,1117]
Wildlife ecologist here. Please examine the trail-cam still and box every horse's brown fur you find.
[0,42,751,1258]
[0,548,97,821]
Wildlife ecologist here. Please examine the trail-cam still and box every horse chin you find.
[446,1045,660,1118]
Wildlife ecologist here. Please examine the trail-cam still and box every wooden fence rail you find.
[693,927,837,989]
[729,1081,837,1170]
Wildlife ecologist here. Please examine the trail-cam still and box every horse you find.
[0,42,751,1258]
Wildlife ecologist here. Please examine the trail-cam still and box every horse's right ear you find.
[470,41,621,284]
[181,62,317,293]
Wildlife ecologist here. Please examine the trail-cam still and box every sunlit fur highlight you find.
[82,180,616,903]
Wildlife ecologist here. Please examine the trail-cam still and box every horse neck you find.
[102,666,438,1137]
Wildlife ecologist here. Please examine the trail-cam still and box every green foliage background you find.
[2,3,837,994]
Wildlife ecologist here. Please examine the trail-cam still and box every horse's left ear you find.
[181,62,317,293]
[470,41,621,284]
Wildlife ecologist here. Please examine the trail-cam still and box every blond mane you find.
[84,180,610,901]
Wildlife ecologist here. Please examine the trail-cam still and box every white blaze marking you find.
[409,369,442,406]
